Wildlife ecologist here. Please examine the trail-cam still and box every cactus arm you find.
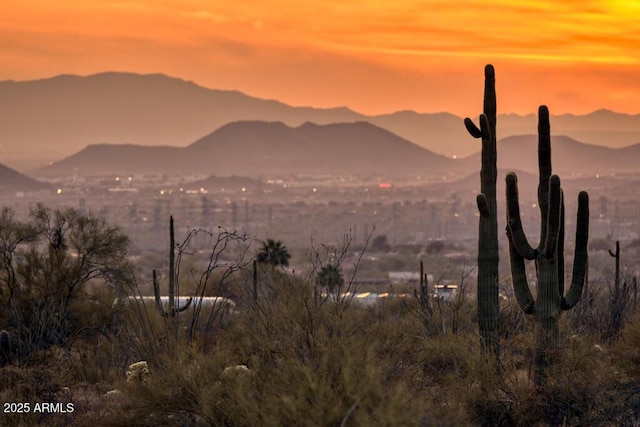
[507,227,536,314]
[477,194,490,217]
[543,176,562,259]
[152,269,164,315]
[557,193,565,295]
[562,191,590,310]
[608,242,619,259]
[175,296,193,312]
[464,117,483,139]
[505,173,537,260]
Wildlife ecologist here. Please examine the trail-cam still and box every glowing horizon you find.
[1,0,638,116]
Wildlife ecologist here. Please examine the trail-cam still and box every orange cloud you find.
[0,0,638,115]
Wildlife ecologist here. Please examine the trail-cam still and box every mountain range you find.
[2,72,640,171]
[461,135,640,177]
[35,120,640,179]
[36,121,456,178]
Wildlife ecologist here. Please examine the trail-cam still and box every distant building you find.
[388,271,421,284]
[434,283,458,300]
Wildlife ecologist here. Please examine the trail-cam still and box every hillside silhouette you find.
[37,122,640,179]
[0,163,49,193]
[37,121,458,178]
[3,73,640,169]
[460,134,640,176]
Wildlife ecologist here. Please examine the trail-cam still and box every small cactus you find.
[606,240,637,340]
[416,260,430,308]
[152,216,192,317]
[609,240,621,296]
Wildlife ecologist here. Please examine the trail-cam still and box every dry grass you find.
[1,267,640,426]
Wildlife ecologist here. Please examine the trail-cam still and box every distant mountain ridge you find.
[461,135,640,176]
[0,163,49,193]
[2,72,640,170]
[37,121,458,178]
[36,121,640,179]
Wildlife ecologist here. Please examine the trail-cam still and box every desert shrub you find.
[508,333,631,426]
[5,207,640,425]
[0,204,130,360]
[102,270,437,426]
[0,360,89,426]
[611,306,640,380]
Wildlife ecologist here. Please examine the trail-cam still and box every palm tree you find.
[316,265,344,293]
[257,239,291,267]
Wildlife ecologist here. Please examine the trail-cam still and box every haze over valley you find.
[0,71,637,268]
[0,71,638,255]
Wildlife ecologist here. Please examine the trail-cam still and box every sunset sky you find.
[0,0,638,116]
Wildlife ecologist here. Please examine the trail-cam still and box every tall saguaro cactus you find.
[464,64,499,353]
[505,105,589,387]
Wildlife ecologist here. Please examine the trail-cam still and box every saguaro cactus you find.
[152,216,192,317]
[414,260,431,310]
[609,240,620,295]
[607,240,623,340]
[606,240,638,340]
[418,260,429,307]
[464,64,499,353]
[505,105,589,387]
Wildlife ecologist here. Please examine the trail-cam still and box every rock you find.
[126,361,150,383]
[103,389,123,399]
[222,364,249,377]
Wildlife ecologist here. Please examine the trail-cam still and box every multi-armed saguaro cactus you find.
[152,216,192,318]
[464,64,499,353]
[505,105,589,386]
